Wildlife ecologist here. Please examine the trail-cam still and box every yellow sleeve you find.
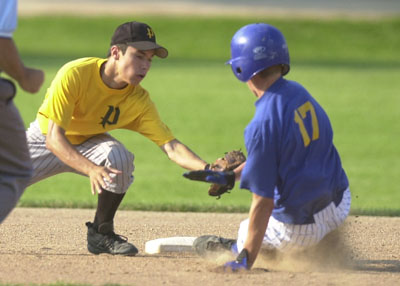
[124,98,175,146]
[37,64,79,132]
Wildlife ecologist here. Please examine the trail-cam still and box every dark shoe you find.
[193,235,236,256]
[86,221,138,256]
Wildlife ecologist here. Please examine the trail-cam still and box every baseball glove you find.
[207,150,246,198]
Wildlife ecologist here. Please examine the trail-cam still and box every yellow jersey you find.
[37,57,175,146]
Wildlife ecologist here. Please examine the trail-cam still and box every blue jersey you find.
[240,77,349,224]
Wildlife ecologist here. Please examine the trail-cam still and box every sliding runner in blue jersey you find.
[184,23,350,271]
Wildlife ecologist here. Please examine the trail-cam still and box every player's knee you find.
[103,142,135,194]
[106,143,135,174]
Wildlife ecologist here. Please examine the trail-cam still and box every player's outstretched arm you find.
[243,193,274,268]
[160,139,208,171]
[222,193,273,271]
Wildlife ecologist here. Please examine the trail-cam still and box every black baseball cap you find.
[110,21,168,58]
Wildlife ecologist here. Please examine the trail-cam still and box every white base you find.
[144,236,197,254]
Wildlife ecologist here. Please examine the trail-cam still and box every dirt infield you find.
[0,208,399,285]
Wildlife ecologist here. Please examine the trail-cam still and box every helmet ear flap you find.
[229,57,253,82]
[229,56,279,82]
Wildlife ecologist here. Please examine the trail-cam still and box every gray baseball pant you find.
[0,78,33,223]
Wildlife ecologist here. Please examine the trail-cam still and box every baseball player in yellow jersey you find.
[25,21,208,255]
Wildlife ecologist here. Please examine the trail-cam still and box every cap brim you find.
[127,41,168,58]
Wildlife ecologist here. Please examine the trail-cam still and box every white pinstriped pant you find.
[26,120,134,194]
[236,188,351,253]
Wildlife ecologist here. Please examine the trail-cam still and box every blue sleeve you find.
[0,0,17,38]
[240,120,278,198]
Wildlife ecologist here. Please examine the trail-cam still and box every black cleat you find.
[86,221,138,256]
[193,235,236,256]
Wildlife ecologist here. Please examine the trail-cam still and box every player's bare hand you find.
[88,165,122,195]
[18,67,44,93]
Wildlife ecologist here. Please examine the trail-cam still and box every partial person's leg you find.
[236,216,317,253]
[26,122,137,255]
[26,120,74,184]
[75,134,134,224]
[193,190,351,257]
[75,134,137,255]
[0,78,32,223]
[236,188,351,253]
[27,122,135,191]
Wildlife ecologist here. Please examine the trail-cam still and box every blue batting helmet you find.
[227,23,290,82]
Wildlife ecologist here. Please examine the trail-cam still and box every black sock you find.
[93,190,125,229]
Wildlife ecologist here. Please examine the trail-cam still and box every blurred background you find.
[13,0,400,215]
[19,0,400,17]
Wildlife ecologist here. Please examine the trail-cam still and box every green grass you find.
[12,15,400,215]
